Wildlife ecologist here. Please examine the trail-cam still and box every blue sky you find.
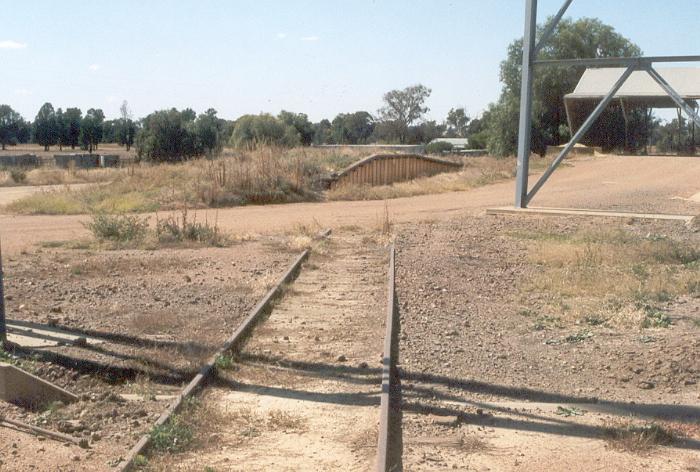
[1,0,697,122]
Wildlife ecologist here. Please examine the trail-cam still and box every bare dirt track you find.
[0,155,698,255]
[146,232,388,471]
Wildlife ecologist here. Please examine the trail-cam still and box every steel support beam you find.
[646,66,700,129]
[534,55,700,68]
[526,65,636,204]
[0,240,6,344]
[515,0,538,208]
[533,0,573,55]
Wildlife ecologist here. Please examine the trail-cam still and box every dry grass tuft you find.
[519,227,699,329]
[603,421,675,453]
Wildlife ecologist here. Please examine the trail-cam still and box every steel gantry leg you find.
[525,65,637,204]
[515,0,538,208]
[0,240,6,344]
[646,66,700,129]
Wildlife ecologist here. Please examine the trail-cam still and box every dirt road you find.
[0,155,698,255]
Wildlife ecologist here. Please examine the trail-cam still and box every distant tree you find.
[64,108,82,149]
[16,118,31,144]
[313,119,332,144]
[407,120,446,144]
[135,108,201,162]
[102,120,119,143]
[229,114,300,149]
[181,108,197,122]
[278,111,314,146]
[330,112,375,144]
[33,102,58,151]
[0,104,24,150]
[378,84,432,143]
[117,101,137,151]
[55,108,68,150]
[195,108,224,156]
[486,17,642,156]
[445,108,470,138]
[80,108,105,153]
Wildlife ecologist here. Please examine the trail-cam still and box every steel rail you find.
[376,244,398,472]
[117,229,331,472]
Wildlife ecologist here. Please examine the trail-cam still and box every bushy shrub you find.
[85,213,148,242]
[425,141,454,154]
[10,168,27,183]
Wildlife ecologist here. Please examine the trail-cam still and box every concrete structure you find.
[0,363,78,407]
[54,154,100,169]
[0,154,41,167]
[329,154,462,189]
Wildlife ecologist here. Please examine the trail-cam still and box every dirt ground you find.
[146,232,389,471]
[0,153,698,471]
[395,214,700,471]
[0,155,698,256]
[0,238,297,471]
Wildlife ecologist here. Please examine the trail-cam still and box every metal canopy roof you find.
[565,67,700,108]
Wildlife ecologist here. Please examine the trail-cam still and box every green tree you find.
[0,104,24,150]
[229,114,299,149]
[55,108,68,150]
[64,108,82,149]
[135,108,200,162]
[278,111,314,146]
[378,84,432,143]
[445,108,470,138]
[313,119,332,144]
[117,101,137,151]
[33,102,58,151]
[195,108,224,156]
[80,108,105,153]
[330,112,375,144]
[487,17,642,156]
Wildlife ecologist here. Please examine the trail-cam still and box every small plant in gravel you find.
[132,455,148,468]
[639,304,671,328]
[85,213,148,242]
[604,422,674,452]
[150,414,194,452]
[564,330,593,343]
[214,354,234,371]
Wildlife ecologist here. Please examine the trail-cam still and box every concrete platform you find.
[487,206,695,223]
[0,363,78,407]
[5,320,104,349]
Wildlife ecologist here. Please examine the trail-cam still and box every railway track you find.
[120,230,401,471]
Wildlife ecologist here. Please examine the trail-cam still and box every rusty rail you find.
[376,244,398,472]
[117,229,331,471]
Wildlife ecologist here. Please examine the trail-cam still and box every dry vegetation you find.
[3,146,367,214]
[515,227,699,330]
[1,147,538,215]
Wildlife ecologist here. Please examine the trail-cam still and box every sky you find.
[1,0,698,123]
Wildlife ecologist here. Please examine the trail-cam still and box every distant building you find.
[429,138,470,150]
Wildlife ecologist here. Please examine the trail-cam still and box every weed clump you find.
[604,422,674,452]
[156,209,228,247]
[85,213,148,242]
[150,415,193,452]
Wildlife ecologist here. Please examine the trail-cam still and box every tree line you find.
[1,16,694,161]
[0,100,137,153]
